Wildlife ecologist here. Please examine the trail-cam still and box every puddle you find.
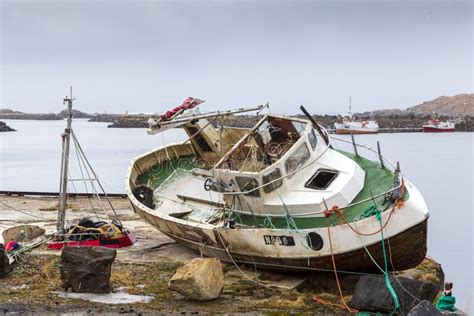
[51,291,154,304]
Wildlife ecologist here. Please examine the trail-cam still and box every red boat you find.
[47,230,136,250]
[422,115,456,133]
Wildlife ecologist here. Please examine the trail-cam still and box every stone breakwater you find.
[106,114,474,131]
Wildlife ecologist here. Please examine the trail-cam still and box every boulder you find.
[408,300,442,316]
[168,258,224,301]
[2,225,45,243]
[60,246,116,293]
[350,275,440,314]
[400,257,445,290]
[0,244,12,278]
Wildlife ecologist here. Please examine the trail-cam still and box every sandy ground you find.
[0,195,444,315]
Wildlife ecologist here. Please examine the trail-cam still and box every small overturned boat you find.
[422,113,456,133]
[334,97,379,134]
[126,98,428,272]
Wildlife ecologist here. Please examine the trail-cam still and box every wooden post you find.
[350,133,358,157]
[377,141,385,169]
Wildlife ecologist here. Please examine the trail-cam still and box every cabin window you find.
[308,129,317,150]
[305,169,338,190]
[186,126,212,152]
[262,168,283,193]
[235,176,261,197]
[285,143,310,178]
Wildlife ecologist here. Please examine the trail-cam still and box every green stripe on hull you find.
[136,152,400,229]
[135,156,197,188]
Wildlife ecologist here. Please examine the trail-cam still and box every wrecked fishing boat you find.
[126,98,429,272]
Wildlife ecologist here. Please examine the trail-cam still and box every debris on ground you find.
[51,290,154,304]
[2,225,45,243]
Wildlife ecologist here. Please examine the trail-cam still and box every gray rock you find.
[60,246,116,293]
[350,275,440,314]
[2,225,45,243]
[0,244,12,277]
[408,300,442,316]
[168,258,224,301]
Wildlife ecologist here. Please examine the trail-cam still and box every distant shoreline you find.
[2,112,473,132]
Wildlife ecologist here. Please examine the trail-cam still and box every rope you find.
[215,230,271,288]
[325,202,398,237]
[0,201,50,221]
[376,209,400,312]
[71,130,123,227]
[324,222,358,313]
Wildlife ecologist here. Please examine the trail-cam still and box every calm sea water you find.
[0,119,472,310]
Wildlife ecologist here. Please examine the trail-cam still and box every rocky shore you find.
[0,108,91,120]
[0,121,16,132]
[0,196,454,315]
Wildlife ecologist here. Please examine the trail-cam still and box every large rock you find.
[0,244,12,278]
[60,246,116,293]
[168,258,224,301]
[350,275,440,314]
[408,300,442,316]
[399,257,445,290]
[2,225,45,243]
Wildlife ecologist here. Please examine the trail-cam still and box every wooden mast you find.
[57,87,74,234]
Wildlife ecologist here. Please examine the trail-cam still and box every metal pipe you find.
[300,105,330,145]
[57,87,74,234]
[377,141,385,169]
[350,133,359,157]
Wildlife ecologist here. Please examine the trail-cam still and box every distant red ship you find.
[422,114,456,133]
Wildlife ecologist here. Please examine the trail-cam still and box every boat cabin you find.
[179,114,365,218]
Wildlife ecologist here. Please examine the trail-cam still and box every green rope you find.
[376,209,400,312]
[273,187,300,231]
[355,204,379,221]
[263,215,277,229]
[436,295,456,311]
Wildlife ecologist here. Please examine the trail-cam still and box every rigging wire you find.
[0,201,51,221]
[71,130,123,227]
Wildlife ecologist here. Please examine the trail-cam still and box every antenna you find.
[349,96,352,114]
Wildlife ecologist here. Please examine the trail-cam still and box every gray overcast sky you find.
[1,0,472,114]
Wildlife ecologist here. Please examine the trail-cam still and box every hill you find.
[371,93,473,117]
[406,93,473,115]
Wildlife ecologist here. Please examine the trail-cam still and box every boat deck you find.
[134,151,397,229]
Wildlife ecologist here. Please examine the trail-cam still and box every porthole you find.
[306,232,323,251]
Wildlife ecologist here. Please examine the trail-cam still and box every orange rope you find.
[324,222,358,313]
[313,296,349,311]
[325,178,407,237]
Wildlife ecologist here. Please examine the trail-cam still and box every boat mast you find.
[57,87,74,234]
[349,96,352,116]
